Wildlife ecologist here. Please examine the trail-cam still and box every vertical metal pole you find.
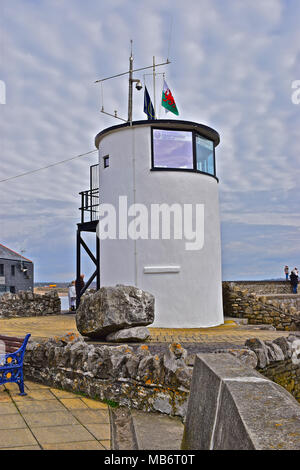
[96,235,100,290]
[76,230,81,309]
[153,56,156,119]
[128,40,133,124]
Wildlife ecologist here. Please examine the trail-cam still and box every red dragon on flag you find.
[161,80,179,116]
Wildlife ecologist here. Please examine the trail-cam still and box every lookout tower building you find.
[77,118,223,328]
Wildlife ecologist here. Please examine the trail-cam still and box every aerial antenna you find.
[143,65,166,118]
[20,248,27,272]
[95,40,171,125]
[167,15,173,62]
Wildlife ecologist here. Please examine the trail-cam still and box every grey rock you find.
[265,341,285,362]
[106,326,150,343]
[76,285,155,339]
[273,337,292,359]
[227,348,258,369]
[244,338,269,368]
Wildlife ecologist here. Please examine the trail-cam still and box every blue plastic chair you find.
[0,334,31,396]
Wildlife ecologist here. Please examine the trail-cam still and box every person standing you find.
[284,265,289,281]
[68,281,76,312]
[290,268,299,294]
[75,274,85,307]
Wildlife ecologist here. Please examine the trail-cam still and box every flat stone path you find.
[0,381,111,450]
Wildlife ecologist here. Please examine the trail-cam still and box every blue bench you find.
[0,334,31,396]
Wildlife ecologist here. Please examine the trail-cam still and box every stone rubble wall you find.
[0,291,61,318]
[22,332,300,422]
[265,295,300,311]
[225,280,293,295]
[24,333,192,418]
[245,334,300,403]
[223,282,300,330]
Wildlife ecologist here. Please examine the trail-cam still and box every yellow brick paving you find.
[0,315,291,344]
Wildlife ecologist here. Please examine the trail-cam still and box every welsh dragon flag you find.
[161,80,179,116]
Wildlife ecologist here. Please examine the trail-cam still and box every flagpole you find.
[153,56,156,119]
[128,40,134,124]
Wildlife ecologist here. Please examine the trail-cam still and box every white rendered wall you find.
[98,124,223,328]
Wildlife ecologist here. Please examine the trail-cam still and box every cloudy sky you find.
[0,0,300,282]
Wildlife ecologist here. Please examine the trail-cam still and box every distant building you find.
[0,244,34,295]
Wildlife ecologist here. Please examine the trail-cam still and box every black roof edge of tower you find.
[94,119,220,149]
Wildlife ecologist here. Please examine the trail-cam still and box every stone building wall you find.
[0,259,33,293]
[0,291,61,317]
[223,282,300,330]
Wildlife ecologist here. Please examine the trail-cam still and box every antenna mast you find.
[95,41,171,124]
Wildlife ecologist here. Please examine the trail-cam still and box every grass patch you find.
[103,398,119,408]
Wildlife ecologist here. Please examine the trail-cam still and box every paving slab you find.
[22,411,78,427]
[30,424,96,445]
[84,423,111,441]
[0,413,27,430]
[42,440,106,450]
[15,399,66,414]
[59,398,89,410]
[71,409,110,424]
[0,428,38,448]
[0,403,19,415]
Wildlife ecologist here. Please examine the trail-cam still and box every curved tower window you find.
[151,127,217,179]
[152,129,193,169]
[195,133,215,176]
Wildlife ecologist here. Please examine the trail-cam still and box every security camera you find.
[135,81,143,91]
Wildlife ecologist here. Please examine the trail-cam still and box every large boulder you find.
[76,285,155,339]
[106,326,151,343]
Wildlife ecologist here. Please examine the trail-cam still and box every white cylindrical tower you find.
[95,119,223,328]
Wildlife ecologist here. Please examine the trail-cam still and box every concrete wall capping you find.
[182,352,300,450]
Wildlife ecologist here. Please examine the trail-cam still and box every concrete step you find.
[131,409,184,451]
[224,316,248,325]
[110,407,184,450]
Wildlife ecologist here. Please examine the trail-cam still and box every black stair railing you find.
[79,188,99,223]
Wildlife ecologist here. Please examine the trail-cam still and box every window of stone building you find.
[11,265,15,276]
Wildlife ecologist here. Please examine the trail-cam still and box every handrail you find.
[79,188,99,223]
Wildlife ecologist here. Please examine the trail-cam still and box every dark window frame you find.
[151,127,218,182]
[103,155,110,168]
[0,264,4,276]
[11,265,15,276]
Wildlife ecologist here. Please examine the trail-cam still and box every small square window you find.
[103,155,109,168]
